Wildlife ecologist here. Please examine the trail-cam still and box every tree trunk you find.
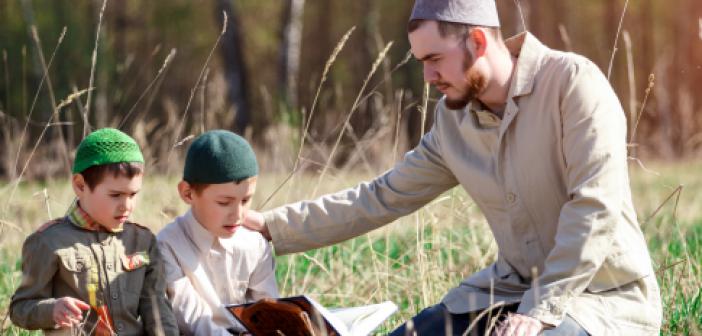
[279,0,305,111]
[215,0,250,134]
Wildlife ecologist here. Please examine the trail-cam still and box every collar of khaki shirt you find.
[182,209,239,256]
[67,200,124,233]
[469,32,543,130]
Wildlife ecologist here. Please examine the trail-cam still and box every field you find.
[0,161,701,335]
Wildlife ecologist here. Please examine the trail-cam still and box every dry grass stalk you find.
[623,31,637,141]
[256,27,356,209]
[630,74,655,144]
[29,26,72,176]
[558,24,572,52]
[3,27,68,216]
[419,82,429,136]
[607,0,630,80]
[167,12,228,171]
[5,88,90,217]
[312,41,393,196]
[294,26,356,171]
[84,0,108,137]
[118,48,177,129]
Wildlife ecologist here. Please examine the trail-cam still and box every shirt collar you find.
[67,200,123,233]
[504,31,546,98]
[182,209,217,255]
[467,32,546,129]
[181,209,238,254]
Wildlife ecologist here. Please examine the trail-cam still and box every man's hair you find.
[407,19,501,40]
[80,162,144,190]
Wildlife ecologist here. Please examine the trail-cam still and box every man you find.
[244,0,662,335]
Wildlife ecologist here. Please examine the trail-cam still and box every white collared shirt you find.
[157,210,279,335]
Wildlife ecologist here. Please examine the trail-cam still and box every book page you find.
[328,301,398,336]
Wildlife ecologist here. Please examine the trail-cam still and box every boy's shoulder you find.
[155,217,183,243]
[35,217,69,233]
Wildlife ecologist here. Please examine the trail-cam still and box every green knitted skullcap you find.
[183,130,258,184]
[72,128,144,174]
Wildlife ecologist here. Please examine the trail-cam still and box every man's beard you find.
[443,50,487,110]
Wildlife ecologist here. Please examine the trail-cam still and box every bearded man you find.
[244,0,662,335]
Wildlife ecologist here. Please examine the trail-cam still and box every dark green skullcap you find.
[73,128,144,174]
[183,130,258,184]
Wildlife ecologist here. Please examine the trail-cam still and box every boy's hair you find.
[187,176,254,195]
[81,162,144,190]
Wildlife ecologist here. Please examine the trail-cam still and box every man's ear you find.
[468,28,488,57]
[178,181,194,205]
[72,174,87,197]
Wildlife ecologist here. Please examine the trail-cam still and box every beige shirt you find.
[157,210,278,335]
[264,32,662,335]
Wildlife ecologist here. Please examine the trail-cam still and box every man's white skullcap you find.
[410,0,500,28]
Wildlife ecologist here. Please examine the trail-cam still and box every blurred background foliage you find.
[0,0,701,180]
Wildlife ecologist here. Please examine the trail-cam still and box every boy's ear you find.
[72,174,87,197]
[178,181,194,205]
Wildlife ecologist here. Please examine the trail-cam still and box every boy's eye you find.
[110,194,120,198]
[242,198,250,205]
[217,201,230,206]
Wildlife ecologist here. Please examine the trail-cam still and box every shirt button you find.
[112,293,118,300]
[506,192,517,204]
[117,321,124,331]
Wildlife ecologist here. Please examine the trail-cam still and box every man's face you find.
[73,172,143,230]
[180,178,257,239]
[409,21,486,109]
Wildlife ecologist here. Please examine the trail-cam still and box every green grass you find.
[1,162,701,335]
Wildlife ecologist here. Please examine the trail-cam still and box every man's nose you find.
[423,64,438,83]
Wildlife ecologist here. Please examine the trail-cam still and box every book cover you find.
[226,296,397,336]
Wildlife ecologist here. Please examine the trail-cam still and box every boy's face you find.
[178,177,257,238]
[72,172,143,230]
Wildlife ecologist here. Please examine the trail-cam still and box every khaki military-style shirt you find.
[10,212,179,335]
[263,32,662,335]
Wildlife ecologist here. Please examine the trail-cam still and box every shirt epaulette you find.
[35,218,64,233]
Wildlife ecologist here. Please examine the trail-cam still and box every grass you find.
[0,161,701,335]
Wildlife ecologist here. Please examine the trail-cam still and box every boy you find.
[10,128,179,335]
[157,130,278,335]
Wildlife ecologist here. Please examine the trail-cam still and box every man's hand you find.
[53,297,90,328]
[493,313,543,336]
[244,210,271,240]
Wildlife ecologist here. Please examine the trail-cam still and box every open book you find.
[226,295,398,336]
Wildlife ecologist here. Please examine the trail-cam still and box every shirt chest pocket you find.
[119,252,150,299]
[57,250,94,291]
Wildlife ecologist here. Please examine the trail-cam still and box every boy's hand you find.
[244,210,271,240]
[53,297,90,328]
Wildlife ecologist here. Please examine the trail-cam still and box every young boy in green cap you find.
[157,129,278,335]
[10,128,179,336]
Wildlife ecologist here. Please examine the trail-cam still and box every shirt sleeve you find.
[265,117,459,255]
[516,59,630,326]
[139,234,180,336]
[158,240,234,336]
[9,232,59,330]
[247,240,279,301]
